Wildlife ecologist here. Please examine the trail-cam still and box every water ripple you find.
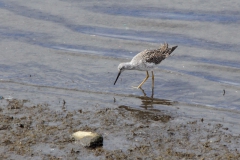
[68,25,240,52]
[1,2,239,52]
[88,6,240,24]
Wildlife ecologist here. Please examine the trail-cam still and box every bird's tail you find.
[160,43,178,57]
[169,46,178,55]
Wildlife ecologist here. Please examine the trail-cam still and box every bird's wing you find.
[144,43,177,64]
[130,49,165,65]
[131,43,178,65]
[143,49,167,64]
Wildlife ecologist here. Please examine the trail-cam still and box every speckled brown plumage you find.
[136,43,178,65]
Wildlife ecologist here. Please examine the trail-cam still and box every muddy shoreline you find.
[0,99,239,159]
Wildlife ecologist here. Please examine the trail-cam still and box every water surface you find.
[0,0,240,128]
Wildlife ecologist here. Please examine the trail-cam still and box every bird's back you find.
[131,43,178,65]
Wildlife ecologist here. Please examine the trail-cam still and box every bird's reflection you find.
[118,88,174,123]
[139,87,154,98]
[137,87,173,110]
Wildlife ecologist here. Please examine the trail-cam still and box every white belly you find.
[135,62,157,71]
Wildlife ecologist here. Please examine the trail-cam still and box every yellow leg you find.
[137,71,149,89]
[152,71,154,88]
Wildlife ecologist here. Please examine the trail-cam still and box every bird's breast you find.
[134,62,156,71]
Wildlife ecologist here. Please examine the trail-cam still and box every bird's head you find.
[117,63,127,72]
[114,63,128,85]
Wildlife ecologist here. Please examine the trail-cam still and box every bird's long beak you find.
[114,71,121,85]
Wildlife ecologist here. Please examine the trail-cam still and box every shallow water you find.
[0,0,240,110]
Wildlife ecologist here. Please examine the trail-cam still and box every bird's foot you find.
[131,86,141,89]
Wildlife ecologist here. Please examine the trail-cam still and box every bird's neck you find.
[123,62,135,70]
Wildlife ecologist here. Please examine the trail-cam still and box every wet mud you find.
[0,99,239,159]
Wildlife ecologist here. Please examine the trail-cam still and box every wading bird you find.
[114,43,177,89]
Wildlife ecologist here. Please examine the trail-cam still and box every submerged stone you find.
[72,131,103,148]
